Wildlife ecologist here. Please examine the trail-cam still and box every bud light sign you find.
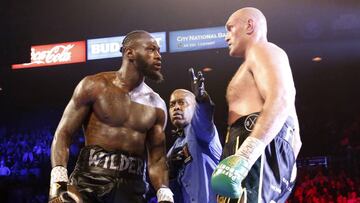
[87,36,125,60]
[87,32,166,60]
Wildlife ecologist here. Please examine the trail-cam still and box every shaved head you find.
[171,89,195,104]
[230,7,267,35]
[225,7,268,57]
[169,89,196,128]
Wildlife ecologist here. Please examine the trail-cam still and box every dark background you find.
[1,0,360,157]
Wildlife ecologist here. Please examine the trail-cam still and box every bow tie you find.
[172,128,185,137]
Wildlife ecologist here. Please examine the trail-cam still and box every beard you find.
[136,56,164,83]
[142,66,164,83]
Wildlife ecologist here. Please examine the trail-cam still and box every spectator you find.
[0,159,11,176]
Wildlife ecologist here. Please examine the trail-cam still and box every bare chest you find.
[93,88,157,130]
[226,65,257,102]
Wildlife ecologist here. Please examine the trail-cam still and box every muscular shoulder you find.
[85,71,115,86]
[148,92,167,127]
[248,42,289,69]
[80,72,115,91]
[254,42,287,59]
[73,71,116,103]
[151,92,167,117]
[130,83,166,114]
[129,82,167,127]
[149,91,166,109]
[151,92,167,129]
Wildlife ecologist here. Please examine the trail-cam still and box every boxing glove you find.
[49,181,69,203]
[211,136,266,198]
[49,166,81,203]
[157,187,174,203]
[211,155,250,198]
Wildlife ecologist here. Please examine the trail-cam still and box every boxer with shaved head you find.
[211,7,302,203]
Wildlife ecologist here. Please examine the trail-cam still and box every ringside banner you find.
[87,32,166,60]
[12,41,86,69]
[169,26,227,53]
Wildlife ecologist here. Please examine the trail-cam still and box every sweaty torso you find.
[83,72,158,157]
[227,61,264,125]
[226,55,301,157]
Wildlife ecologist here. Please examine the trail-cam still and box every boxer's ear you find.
[124,47,135,60]
[245,19,255,35]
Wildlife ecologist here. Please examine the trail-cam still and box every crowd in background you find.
[0,124,83,202]
[287,165,360,203]
[286,116,360,203]
[0,112,359,203]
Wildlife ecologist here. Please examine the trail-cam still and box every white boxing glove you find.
[157,187,174,203]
